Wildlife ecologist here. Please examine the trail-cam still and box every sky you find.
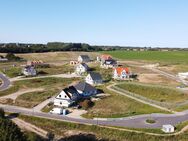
[0,0,188,48]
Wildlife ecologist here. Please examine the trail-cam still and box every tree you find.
[0,118,26,141]
[0,108,5,118]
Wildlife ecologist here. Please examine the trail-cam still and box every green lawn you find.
[19,115,188,141]
[82,84,169,119]
[102,51,188,64]
[116,82,188,104]
[0,67,22,78]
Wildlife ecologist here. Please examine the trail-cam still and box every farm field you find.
[116,82,188,104]
[82,84,169,119]
[103,51,188,64]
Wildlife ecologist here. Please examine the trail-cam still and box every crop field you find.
[102,51,188,64]
[116,82,188,104]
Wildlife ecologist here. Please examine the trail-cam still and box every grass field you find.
[103,51,188,64]
[116,82,188,104]
[0,77,79,98]
[19,115,188,141]
[82,84,168,118]
[15,90,57,108]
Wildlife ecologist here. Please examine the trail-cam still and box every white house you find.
[54,86,79,107]
[85,72,103,85]
[78,55,90,63]
[75,63,89,75]
[74,82,97,97]
[113,67,130,80]
[22,65,37,76]
[178,72,188,79]
[162,124,175,133]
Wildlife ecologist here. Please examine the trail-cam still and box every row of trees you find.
[0,42,103,53]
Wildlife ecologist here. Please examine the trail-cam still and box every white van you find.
[50,107,63,115]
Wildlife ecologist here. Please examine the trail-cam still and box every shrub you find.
[79,99,94,110]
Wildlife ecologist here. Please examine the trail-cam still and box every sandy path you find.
[12,118,48,138]
[0,88,44,100]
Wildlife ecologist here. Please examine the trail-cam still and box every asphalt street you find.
[1,104,188,129]
[0,73,10,91]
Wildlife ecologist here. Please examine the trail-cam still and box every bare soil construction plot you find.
[138,73,180,86]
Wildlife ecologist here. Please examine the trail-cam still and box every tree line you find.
[0,42,103,53]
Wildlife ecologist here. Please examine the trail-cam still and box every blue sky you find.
[0,0,188,47]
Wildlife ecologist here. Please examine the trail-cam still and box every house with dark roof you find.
[54,86,80,107]
[75,63,89,75]
[100,59,117,69]
[85,72,103,85]
[74,81,97,97]
[22,65,37,76]
[78,55,90,63]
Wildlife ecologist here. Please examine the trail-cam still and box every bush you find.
[79,99,94,110]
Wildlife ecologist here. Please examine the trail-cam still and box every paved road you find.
[0,73,10,91]
[1,104,188,129]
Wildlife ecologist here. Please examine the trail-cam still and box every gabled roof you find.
[63,86,79,99]
[74,82,97,92]
[88,72,102,80]
[114,67,129,75]
[101,54,112,60]
[79,55,90,60]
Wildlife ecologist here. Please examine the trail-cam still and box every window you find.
[60,102,62,105]
[65,95,67,98]
[59,95,61,97]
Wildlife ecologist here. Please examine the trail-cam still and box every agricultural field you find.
[103,51,188,64]
[82,84,168,118]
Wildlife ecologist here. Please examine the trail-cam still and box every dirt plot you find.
[138,73,180,86]
[158,64,188,75]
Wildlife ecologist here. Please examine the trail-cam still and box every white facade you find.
[113,69,129,79]
[75,64,88,74]
[162,125,175,133]
[85,74,103,85]
[54,90,74,107]
[22,66,37,76]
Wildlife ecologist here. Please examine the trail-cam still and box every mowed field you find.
[103,51,188,64]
